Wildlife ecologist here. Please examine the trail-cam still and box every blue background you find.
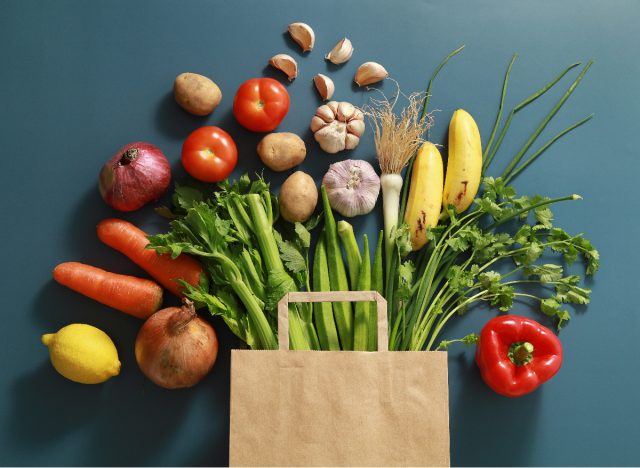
[1,0,638,466]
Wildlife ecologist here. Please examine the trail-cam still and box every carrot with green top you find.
[53,262,163,319]
[97,218,206,297]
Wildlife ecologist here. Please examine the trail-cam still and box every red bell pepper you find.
[475,315,563,397]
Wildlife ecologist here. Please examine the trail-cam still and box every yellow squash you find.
[404,142,444,251]
[442,109,482,214]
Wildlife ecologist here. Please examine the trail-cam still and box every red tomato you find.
[181,126,237,182]
[233,78,290,132]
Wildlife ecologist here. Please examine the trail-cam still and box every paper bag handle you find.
[277,291,388,352]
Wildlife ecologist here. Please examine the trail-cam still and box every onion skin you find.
[135,300,218,389]
[99,142,171,212]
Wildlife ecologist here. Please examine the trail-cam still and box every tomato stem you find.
[508,341,534,366]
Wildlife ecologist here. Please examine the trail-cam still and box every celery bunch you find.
[149,175,318,350]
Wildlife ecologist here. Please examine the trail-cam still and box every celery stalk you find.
[245,193,310,350]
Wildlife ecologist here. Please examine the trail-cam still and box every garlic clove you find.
[354,108,364,120]
[344,133,360,151]
[269,54,298,81]
[326,101,339,114]
[287,22,315,52]
[354,61,389,87]
[314,122,347,154]
[310,115,327,132]
[347,119,365,137]
[315,104,335,123]
[325,38,354,64]
[337,102,356,121]
[313,74,335,101]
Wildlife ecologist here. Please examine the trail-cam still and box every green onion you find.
[484,61,582,174]
[482,53,517,172]
[501,60,593,180]
[504,114,594,184]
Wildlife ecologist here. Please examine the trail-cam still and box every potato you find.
[257,132,306,172]
[279,171,318,223]
[173,72,222,116]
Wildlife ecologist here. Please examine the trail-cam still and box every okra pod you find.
[354,235,371,351]
[337,220,362,289]
[312,232,341,350]
[321,186,354,350]
[370,230,384,350]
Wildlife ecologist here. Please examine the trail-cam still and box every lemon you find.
[42,323,121,384]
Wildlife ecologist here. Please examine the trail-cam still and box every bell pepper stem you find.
[508,341,534,366]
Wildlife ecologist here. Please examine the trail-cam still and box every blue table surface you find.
[1,0,639,466]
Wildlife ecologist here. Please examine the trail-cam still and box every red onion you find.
[135,300,218,389]
[99,142,171,212]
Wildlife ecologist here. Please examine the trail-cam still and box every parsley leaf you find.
[394,223,413,258]
[437,333,479,350]
[397,261,416,302]
[477,271,514,311]
[555,276,591,304]
[294,222,311,249]
[274,231,306,274]
[447,265,477,292]
[524,264,564,282]
[513,225,532,245]
[533,199,554,229]
[515,240,544,265]
[540,297,572,330]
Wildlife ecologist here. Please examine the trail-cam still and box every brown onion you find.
[135,299,218,389]
[99,142,171,212]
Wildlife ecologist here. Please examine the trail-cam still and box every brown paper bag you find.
[229,291,450,467]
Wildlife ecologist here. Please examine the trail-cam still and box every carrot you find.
[97,218,206,297]
[53,262,163,319]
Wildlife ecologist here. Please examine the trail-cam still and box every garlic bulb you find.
[310,101,365,154]
[322,160,380,217]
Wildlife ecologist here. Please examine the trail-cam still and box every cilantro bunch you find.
[387,53,598,351]
[391,177,598,351]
